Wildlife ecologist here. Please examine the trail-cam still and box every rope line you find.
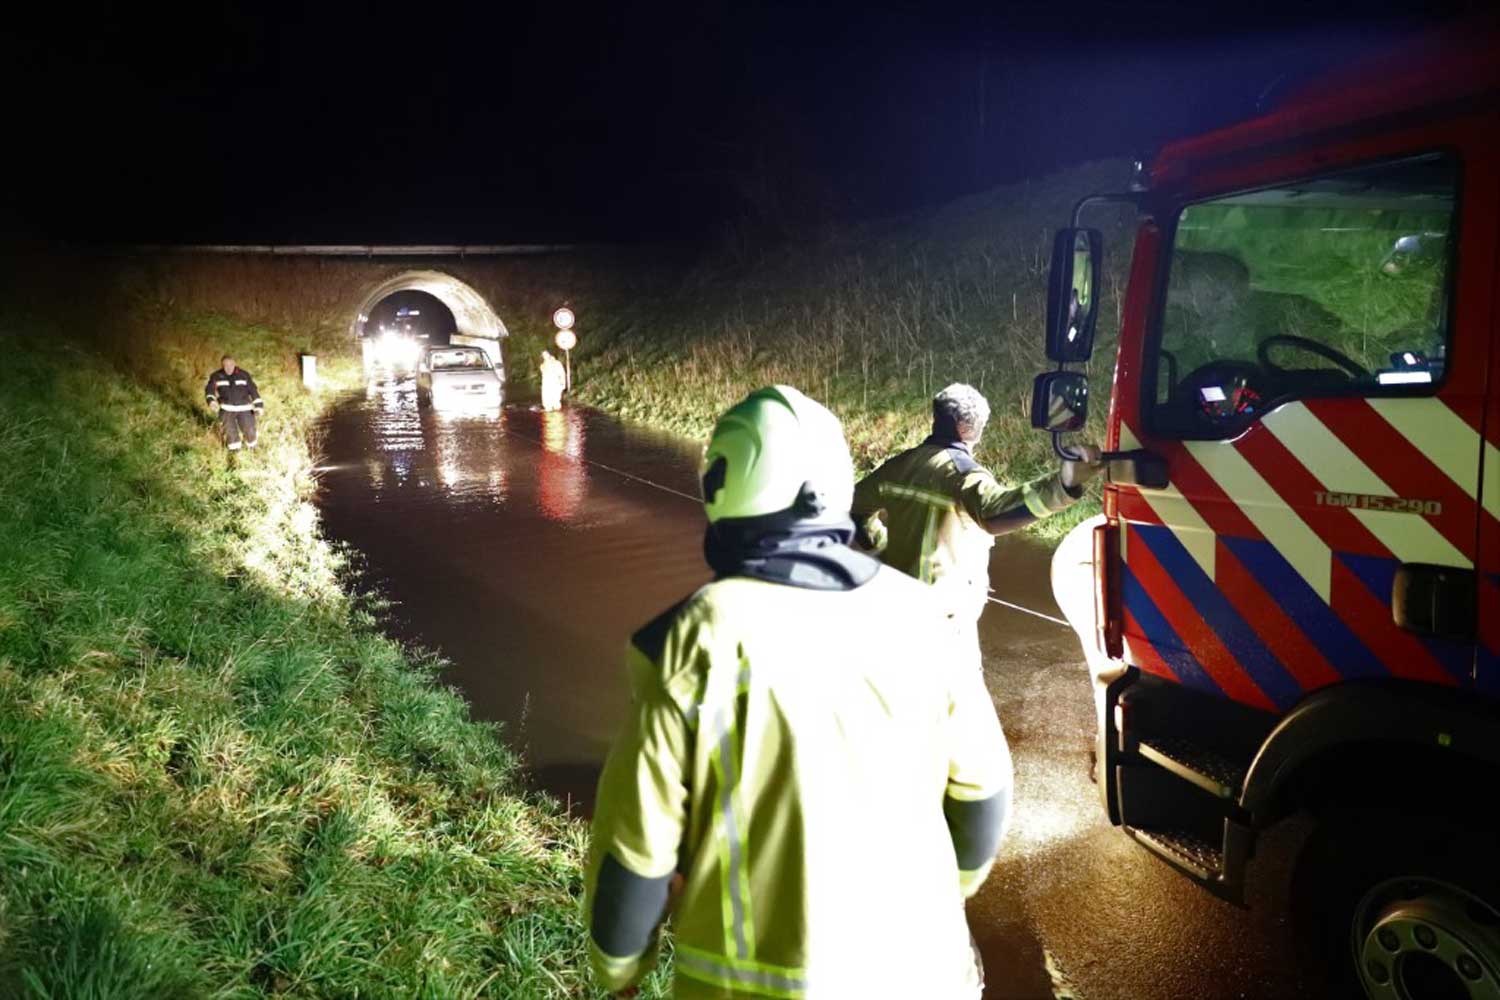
[505,416,1071,627]
[985,595,1070,628]
[500,426,701,503]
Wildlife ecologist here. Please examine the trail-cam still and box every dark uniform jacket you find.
[205,369,264,412]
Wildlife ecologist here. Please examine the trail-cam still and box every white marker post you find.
[552,307,577,391]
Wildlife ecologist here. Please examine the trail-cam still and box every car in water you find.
[417,345,503,410]
[369,329,425,369]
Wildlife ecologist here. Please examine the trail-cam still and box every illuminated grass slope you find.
[570,160,1133,534]
[0,320,669,998]
[572,158,1443,537]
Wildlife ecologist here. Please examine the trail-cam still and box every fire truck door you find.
[1118,150,1489,709]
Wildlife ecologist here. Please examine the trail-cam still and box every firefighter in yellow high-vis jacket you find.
[586,385,1012,999]
[852,383,1100,656]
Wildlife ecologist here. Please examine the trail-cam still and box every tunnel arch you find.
[350,269,509,345]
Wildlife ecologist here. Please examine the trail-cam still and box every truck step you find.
[1130,826,1224,881]
[1137,737,1247,800]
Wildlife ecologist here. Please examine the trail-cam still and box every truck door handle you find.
[1104,449,1169,489]
[1392,563,1475,640]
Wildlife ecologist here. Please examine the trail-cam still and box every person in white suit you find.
[539,350,566,411]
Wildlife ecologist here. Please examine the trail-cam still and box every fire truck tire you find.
[1292,807,1500,1000]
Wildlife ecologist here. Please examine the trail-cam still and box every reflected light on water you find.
[431,406,508,504]
[371,375,424,457]
[343,373,693,524]
[537,409,588,522]
[536,452,586,522]
[313,387,708,775]
[540,407,586,459]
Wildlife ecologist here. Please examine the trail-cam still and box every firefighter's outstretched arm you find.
[943,660,1014,897]
[204,372,220,408]
[850,469,889,553]
[960,446,1102,536]
[586,644,690,994]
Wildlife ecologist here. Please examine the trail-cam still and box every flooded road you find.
[316,373,709,808]
[314,373,1310,999]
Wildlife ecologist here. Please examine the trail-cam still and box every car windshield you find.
[1150,153,1456,438]
[429,349,490,371]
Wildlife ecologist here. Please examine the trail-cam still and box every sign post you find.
[552,307,577,391]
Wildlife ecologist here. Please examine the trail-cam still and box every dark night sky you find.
[3,2,1480,245]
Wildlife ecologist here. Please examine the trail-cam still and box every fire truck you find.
[1032,22,1500,998]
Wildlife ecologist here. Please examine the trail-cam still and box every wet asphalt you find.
[313,372,1315,999]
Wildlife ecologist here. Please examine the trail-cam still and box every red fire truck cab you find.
[1034,22,1500,996]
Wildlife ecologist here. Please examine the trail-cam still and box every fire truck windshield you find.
[1150,153,1457,438]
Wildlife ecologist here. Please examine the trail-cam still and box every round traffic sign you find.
[555,329,578,351]
[552,306,576,330]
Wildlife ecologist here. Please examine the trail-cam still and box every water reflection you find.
[314,376,710,806]
[354,374,517,509]
[429,409,511,506]
[537,408,587,522]
[369,373,424,453]
[540,407,585,459]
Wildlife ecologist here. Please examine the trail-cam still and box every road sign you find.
[554,329,577,351]
[552,306,576,330]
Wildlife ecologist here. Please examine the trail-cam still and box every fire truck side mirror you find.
[1031,371,1089,432]
[1045,227,1103,363]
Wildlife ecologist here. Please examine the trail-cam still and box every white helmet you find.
[701,386,854,526]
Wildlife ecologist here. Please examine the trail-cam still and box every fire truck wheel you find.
[1293,808,1500,1000]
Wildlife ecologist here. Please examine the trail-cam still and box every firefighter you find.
[204,355,265,452]
[586,386,1011,999]
[539,350,565,411]
[852,383,1101,657]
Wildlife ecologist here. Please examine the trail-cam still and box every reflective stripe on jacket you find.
[586,569,1011,998]
[204,369,263,410]
[852,436,1077,619]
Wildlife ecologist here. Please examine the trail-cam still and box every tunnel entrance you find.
[351,270,509,373]
[364,290,457,344]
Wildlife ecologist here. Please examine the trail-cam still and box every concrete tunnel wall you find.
[351,269,510,369]
[95,248,637,380]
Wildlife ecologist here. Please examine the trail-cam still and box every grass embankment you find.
[0,317,665,998]
[572,161,1132,533]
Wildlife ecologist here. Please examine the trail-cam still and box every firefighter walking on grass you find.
[204,354,264,453]
[586,385,1012,999]
[852,383,1101,659]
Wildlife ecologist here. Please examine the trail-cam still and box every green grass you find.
[0,164,1138,993]
[0,316,669,998]
[1168,199,1451,375]
[568,161,1133,536]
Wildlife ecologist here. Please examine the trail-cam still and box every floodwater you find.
[316,372,709,808]
[314,371,1312,1000]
